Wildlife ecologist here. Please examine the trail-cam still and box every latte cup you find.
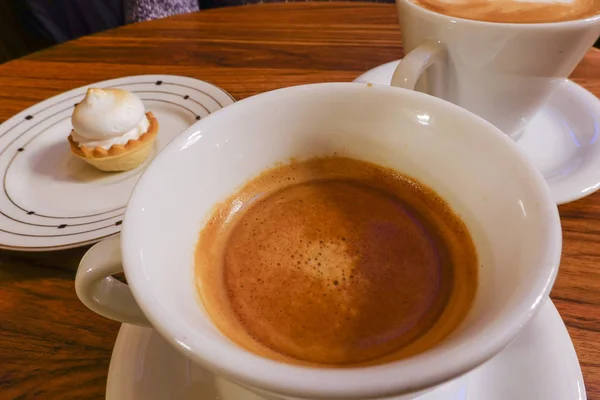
[392,0,600,139]
[75,83,561,399]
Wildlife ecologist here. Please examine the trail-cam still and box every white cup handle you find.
[391,41,445,90]
[75,234,151,327]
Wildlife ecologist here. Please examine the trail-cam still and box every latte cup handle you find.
[75,234,151,327]
[391,41,445,90]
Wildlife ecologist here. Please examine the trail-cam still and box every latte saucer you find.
[105,300,585,400]
[355,60,600,205]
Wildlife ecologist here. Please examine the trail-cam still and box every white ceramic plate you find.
[355,60,600,205]
[105,300,585,400]
[0,75,233,251]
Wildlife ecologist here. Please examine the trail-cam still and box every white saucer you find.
[355,60,600,205]
[0,75,234,251]
[106,300,586,400]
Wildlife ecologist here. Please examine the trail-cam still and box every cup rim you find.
[121,82,562,399]
[398,0,600,29]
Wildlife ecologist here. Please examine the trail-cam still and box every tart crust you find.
[68,111,158,172]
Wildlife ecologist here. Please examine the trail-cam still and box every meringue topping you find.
[71,88,149,149]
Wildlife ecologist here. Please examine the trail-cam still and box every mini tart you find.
[68,112,158,172]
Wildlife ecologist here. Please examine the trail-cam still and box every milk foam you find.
[411,0,599,23]
[513,0,574,5]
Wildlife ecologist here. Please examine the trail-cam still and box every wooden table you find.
[0,3,598,399]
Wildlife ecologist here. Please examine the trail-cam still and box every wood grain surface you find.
[0,3,598,399]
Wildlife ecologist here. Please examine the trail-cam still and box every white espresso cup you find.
[76,83,561,399]
[392,0,600,139]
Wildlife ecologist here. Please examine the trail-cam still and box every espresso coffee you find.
[409,0,600,23]
[195,157,478,366]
